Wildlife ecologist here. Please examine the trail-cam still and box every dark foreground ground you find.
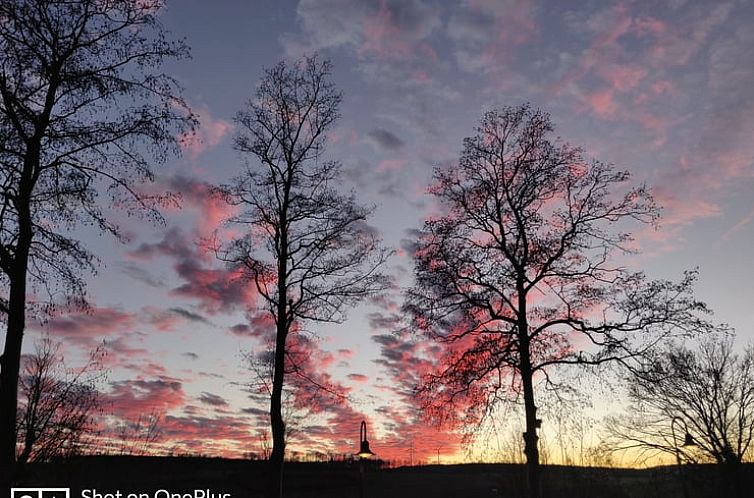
[21,456,754,498]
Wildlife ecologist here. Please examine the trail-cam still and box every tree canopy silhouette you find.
[606,337,753,480]
[0,0,195,485]
[216,55,390,498]
[404,104,711,498]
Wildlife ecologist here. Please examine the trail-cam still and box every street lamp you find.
[355,420,375,498]
[356,420,375,459]
[671,417,697,498]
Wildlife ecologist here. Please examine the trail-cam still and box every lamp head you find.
[682,432,696,447]
[356,420,376,459]
[357,439,375,459]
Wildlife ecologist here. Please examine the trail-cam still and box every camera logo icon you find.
[11,488,70,498]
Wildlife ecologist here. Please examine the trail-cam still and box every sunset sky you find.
[26,0,754,464]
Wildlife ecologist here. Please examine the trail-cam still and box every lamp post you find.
[671,417,696,498]
[355,420,375,498]
[357,420,375,459]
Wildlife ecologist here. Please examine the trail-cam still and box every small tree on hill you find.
[16,336,105,467]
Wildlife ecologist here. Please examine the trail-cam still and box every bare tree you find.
[605,337,754,480]
[403,104,710,498]
[0,0,195,484]
[216,55,390,498]
[112,409,163,456]
[16,336,105,467]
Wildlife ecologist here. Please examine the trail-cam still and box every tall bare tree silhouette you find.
[404,104,711,498]
[216,56,390,498]
[0,0,195,486]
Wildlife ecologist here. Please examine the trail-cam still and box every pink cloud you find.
[328,127,359,145]
[104,378,186,419]
[647,3,733,67]
[171,261,256,314]
[551,4,677,138]
[228,312,275,338]
[165,176,238,240]
[360,0,412,59]
[372,404,464,464]
[585,88,618,117]
[599,64,647,92]
[448,0,539,74]
[130,228,257,314]
[121,361,168,377]
[651,80,674,95]
[178,107,232,159]
[346,373,368,383]
[142,306,184,332]
[104,336,149,360]
[411,68,431,85]
[157,414,256,456]
[38,307,136,348]
[377,159,406,173]
[640,180,722,251]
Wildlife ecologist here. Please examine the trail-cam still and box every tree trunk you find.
[520,342,541,498]
[0,173,33,490]
[518,280,541,498]
[0,239,30,491]
[268,313,286,498]
[268,202,289,498]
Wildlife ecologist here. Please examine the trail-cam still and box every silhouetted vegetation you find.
[16,337,105,468]
[0,0,195,487]
[213,55,390,498]
[403,104,713,498]
[607,336,754,497]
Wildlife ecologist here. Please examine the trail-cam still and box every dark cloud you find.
[130,228,256,314]
[229,323,251,336]
[118,262,165,288]
[367,311,401,331]
[198,392,229,407]
[241,406,267,416]
[171,257,254,314]
[341,159,409,200]
[399,228,423,258]
[169,307,211,324]
[367,128,405,151]
[372,333,417,364]
[198,371,225,379]
[129,227,194,261]
[228,313,275,338]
